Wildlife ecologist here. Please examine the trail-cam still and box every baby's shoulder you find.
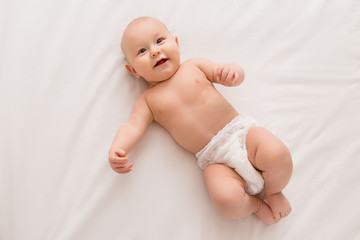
[142,83,163,99]
[182,58,208,67]
[135,91,149,103]
[181,58,214,73]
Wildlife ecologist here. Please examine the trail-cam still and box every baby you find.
[109,16,293,224]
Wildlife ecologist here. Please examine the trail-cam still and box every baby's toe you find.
[281,208,291,218]
[274,212,281,220]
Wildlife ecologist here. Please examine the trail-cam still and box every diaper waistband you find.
[195,114,257,159]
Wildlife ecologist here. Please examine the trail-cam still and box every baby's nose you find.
[151,47,160,57]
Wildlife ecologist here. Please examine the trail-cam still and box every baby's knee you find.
[212,187,250,219]
[267,143,293,170]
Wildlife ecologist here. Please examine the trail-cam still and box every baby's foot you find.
[266,192,291,220]
[255,199,280,225]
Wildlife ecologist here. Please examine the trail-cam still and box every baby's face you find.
[122,18,181,84]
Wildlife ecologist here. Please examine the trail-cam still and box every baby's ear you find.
[125,64,141,78]
[175,37,181,55]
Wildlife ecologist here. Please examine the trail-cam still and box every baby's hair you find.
[121,16,171,56]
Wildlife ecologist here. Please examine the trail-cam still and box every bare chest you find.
[146,66,213,121]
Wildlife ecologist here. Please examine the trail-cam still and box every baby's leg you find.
[204,163,279,224]
[246,127,293,220]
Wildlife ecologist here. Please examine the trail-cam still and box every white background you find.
[1,0,359,239]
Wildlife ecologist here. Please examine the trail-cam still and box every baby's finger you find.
[114,149,126,157]
[217,67,222,76]
[227,71,235,83]
[216,67,222,82]
[226,70,235,83]
[113,159,129,168]
[115,163,134,174]
[110,155,128,164]
[112,163,127,169]
[115,163,133,169]
[221,67,229,81]
[232,72,240,85]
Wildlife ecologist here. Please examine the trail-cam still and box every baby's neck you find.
[148,78,171,88]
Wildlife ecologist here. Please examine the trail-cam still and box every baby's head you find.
[121,17,180,85]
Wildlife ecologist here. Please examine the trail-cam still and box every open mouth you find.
[154,58,168,67]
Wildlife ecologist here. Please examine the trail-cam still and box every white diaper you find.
[196,114,264,195]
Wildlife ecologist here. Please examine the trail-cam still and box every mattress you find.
[1,0,359,239]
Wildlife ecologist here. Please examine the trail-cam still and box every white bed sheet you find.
[1,0,360,239]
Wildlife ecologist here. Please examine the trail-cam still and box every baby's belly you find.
[164,108,239,154]
[151,83,239,153]
[169,124,216,154]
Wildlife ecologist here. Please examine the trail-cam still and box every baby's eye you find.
[138,48,146,55]
[156,38,164,44]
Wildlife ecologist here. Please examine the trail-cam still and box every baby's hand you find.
[109,149,133,174]
[216,66,241,86]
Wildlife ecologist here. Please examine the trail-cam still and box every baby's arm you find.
[190,58,245,86]
[109,93,153,174]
